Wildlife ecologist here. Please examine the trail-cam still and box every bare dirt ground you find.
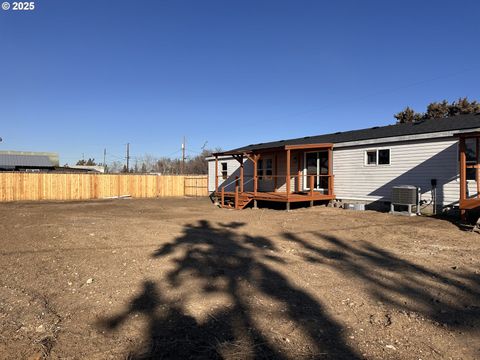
[0,198,479,360]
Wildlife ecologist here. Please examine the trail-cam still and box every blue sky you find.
[1,0,479,164]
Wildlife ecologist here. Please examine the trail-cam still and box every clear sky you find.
[1,0,479,165]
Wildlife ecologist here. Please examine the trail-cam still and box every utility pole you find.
[181,136,186,174]
[103,148,107,173]
[126,143,130,172]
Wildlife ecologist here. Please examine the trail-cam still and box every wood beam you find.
[328,147,333,196]
[285,143,334,151]
[235,177,239,209]
[253,157,258,196]
[215,155,219,193]
[240,154,244,193]
[477,138,479,198]
[274,152,278,191]
[297,151,302,193]
[286,149,291,198]
[459,137,467,221]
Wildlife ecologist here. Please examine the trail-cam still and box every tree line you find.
[394,97,480,124]
[73,148,221,175]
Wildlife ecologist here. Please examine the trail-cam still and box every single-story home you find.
[0,151,59,172]
[207,113,479,219]
[0,151,102,173]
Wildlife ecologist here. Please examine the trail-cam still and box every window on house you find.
[466,138,477,181]
[366,149,390,166]
[366,150,377,165]
[221,162,228,180]
[257,159,263,180]
[378,149,390,165]
[265,158,273,178]
[257,158,273,180]
[465,138,477,162]
[467,168,477,181]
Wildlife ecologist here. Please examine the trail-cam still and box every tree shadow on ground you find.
[283,231,480,331]
[98,220,361,359]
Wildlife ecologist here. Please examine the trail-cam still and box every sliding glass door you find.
[304,151,329,191]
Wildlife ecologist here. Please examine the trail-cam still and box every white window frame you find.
[364,148,391,166]
[221,162,228,180]
[257,156,273,180]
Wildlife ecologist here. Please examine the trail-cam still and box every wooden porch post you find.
[240,154,244,193]
[297,151,302,193]
[477,138,479,198]
[328,146,333,196]
[235,176,239,209]
[274,153,278,191]
[215,155,219,193]
[253,154,258,196]
[286,149,291,198]
[459,137,467,221]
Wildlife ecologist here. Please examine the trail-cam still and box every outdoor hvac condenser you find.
[390,185,420,216]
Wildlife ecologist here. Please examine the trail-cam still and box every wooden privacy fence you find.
[0,173,209,202]
[184,176,209,197]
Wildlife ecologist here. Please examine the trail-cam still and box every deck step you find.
[219,193,253,210]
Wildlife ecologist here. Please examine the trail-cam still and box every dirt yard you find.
[0,198,478,360]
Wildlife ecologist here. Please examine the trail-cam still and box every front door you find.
[304,151,329,191]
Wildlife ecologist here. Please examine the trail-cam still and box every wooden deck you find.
[215,190,335,209]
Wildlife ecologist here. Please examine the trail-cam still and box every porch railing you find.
[215,174,334,197]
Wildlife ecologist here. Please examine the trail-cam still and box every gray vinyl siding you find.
[333,137,466,207]
[208,157,253,192]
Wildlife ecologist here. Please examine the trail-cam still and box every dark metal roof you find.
[0,154,55,168]
[228,113,480,153]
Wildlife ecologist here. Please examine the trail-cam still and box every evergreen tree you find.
[394,107,423,124]
[425,100,449,119]
[395,97,480,123]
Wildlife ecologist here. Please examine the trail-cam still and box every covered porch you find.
[459,133,480,221]
[213,143,335,210]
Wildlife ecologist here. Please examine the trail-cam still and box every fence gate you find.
[184,176,209,197]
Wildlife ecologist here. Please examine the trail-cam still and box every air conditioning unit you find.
[391,185,420,216]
